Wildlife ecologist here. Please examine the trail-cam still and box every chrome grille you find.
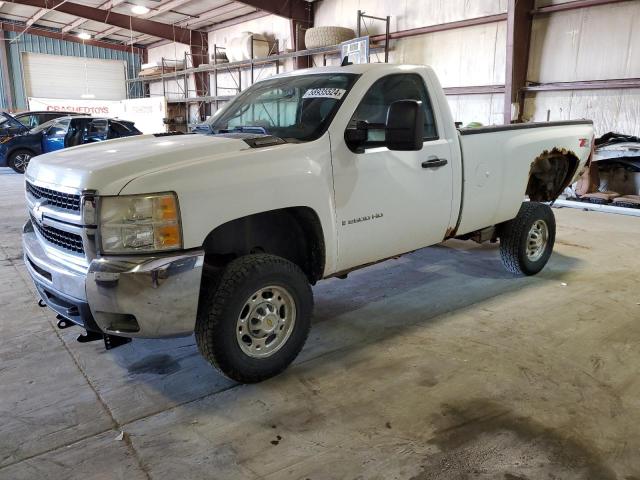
[30,214,85,254]
[26,181,81,212]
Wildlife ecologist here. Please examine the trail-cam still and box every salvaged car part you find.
[305,26,356,49]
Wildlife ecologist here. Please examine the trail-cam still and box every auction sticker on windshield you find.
[303,88,346,100]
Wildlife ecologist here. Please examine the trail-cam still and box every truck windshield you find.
[207,73,359,142]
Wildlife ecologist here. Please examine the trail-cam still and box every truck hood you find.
[25,134,252,194]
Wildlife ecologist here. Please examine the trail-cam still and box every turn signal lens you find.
[155,224,181,248]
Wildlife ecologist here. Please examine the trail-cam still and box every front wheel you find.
[8,150,34,174]
[195,254,313,383]
[499,202,556,276]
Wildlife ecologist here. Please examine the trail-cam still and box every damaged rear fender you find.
[526,148,580,202]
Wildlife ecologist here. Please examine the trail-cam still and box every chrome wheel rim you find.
[236,285,296,358]
[526,219,548,262]
[13,153,32,172]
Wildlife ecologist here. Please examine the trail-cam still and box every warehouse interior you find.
[1,0,640,478]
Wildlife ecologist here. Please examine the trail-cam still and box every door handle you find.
[421,158,448,168]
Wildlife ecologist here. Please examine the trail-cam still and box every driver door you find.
[332,73,454,271]
[42,119,70,153]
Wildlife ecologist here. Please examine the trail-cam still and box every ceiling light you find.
[81,93,96,99]
[77,32,91,40]
[131,5,150,14]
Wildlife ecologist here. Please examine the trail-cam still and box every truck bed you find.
[458,120,593,136]
[453,120,593,236]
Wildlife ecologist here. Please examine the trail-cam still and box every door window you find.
[47,119,70,137]
[348,74,438,149]
[109,121,131,137]
[88,119,108,135]
[17,114,37,128]
[39,113,64,124]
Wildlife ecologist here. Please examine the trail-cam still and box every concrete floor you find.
[1,168,639,480]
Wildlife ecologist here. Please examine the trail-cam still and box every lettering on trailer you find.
[46,105,110,114]
[342,212,384,226]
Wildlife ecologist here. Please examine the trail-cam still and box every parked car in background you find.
[0,116,141,173]
[0,111,89,138]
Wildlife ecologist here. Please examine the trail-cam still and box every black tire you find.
[195,254,313,383]
[499,202,556,276]
[8,149,35,174]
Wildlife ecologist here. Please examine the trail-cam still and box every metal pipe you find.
[384,15,390,63]
[522,78,640,92]
[533,0,631,15]
[443,85,506,95]
[370,13,507,42]
[553,199,640,218]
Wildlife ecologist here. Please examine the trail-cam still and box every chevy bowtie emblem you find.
[33,200,46,223]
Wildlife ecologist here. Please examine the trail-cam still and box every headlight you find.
[99,192,182,254]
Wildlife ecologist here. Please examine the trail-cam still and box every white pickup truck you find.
[23,63,593,383]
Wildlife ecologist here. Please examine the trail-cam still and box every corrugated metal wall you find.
[3,32,142,110]
[0,63,7,110]
[0,30,9,110]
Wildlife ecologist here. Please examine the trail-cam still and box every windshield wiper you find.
[218,125,268,135]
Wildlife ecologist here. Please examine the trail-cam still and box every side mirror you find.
[344,120,368,152]
[385,100,424,151]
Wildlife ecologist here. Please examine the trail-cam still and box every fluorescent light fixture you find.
[77,31,91,40]
[81,93,96,99]
[131,5,150,14]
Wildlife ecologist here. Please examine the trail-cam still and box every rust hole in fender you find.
[526,148,579,202]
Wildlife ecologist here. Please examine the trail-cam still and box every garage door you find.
[22,52,126,100]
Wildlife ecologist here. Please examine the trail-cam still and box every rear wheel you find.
[8,150,34,174]
[195,254,313,383]
[499,202,556,276]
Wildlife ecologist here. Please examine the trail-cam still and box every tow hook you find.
[56,315,73,329]
[44,298,133,350]
[103,334,132,350]
[76,330,132,350]
[77,330,103,343]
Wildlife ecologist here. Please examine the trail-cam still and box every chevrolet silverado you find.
[22,63,593,383]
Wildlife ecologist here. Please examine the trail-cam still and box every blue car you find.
[0,116,142,173]
[0,111,90,139]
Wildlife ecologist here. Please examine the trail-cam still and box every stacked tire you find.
[305,26,356,49]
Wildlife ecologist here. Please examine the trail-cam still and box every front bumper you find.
[23,220,205,338]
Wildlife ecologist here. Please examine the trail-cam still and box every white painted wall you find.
[146,42,193,101]
[314,0,508,126]
[144,0,640,134]
[524,0,640,135]
[207,14,294,107]
[314,0,507,33]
